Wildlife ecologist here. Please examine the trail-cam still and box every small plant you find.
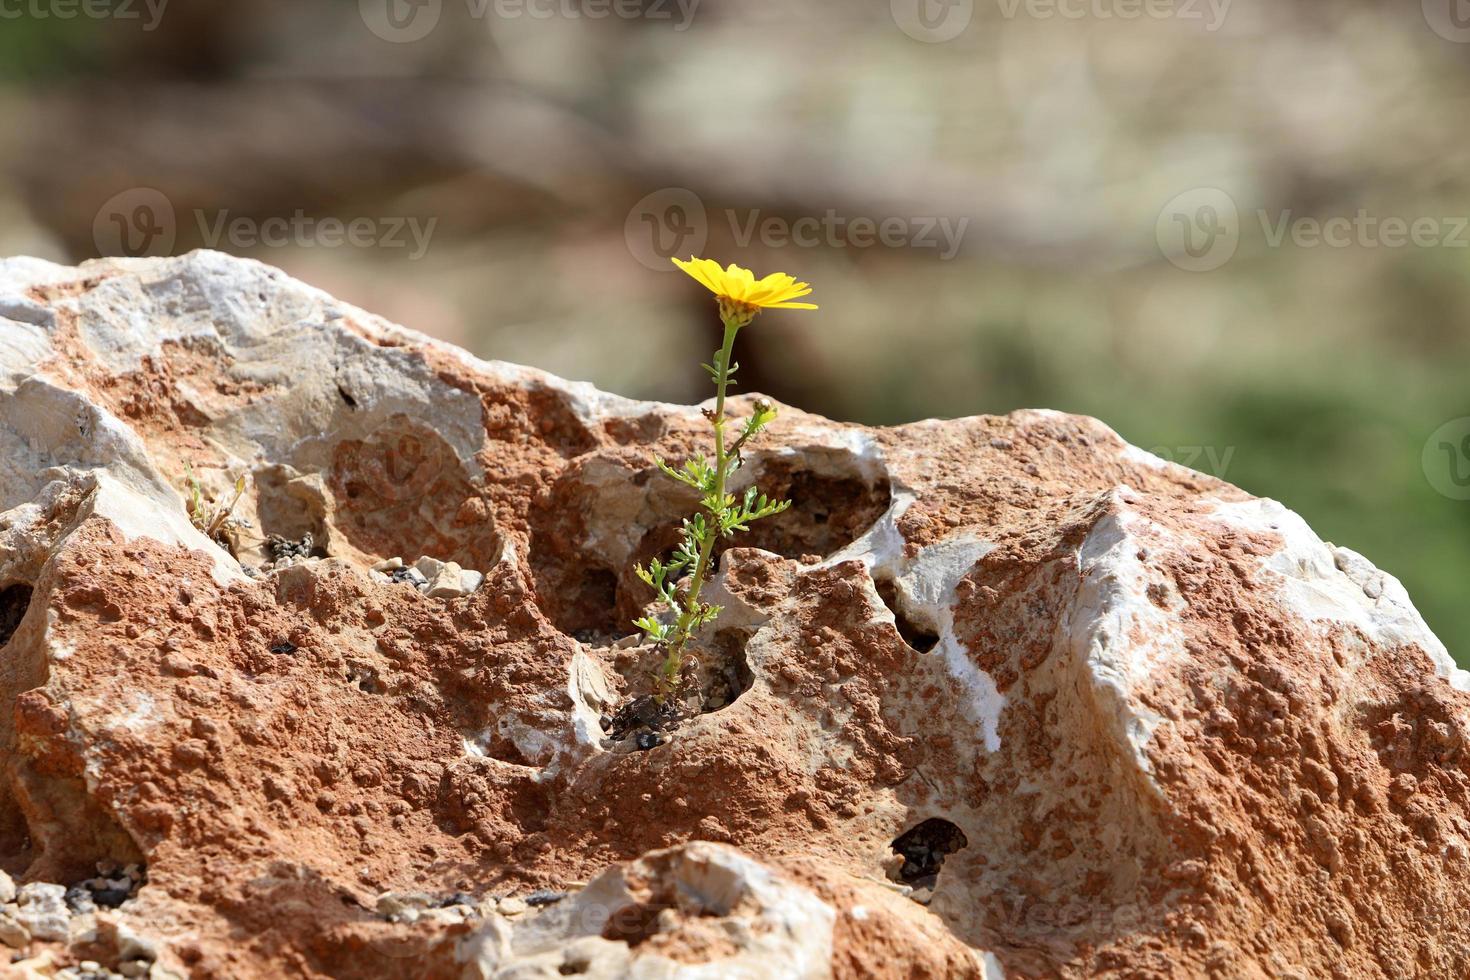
[185,464,247,550]
[633,257,818,702]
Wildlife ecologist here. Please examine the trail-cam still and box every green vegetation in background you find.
[825,284,1470,669]
[0,17,109,82]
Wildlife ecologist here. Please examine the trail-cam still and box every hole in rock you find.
[554,567,619,640]
[874,579,938,653]
[328,417,502,571]
[602,629,754,750]
[890,818,968,894]
[728,463,891,562]
[701,628,755,714]
[529,450,891,639]
[0,583,33,648]
[600,890,719,949]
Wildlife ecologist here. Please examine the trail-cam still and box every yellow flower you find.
[672,257,818,320]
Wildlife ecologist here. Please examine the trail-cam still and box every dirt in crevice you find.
[600,628,756,751]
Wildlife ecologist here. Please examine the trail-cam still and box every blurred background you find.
[2,0,1468,661]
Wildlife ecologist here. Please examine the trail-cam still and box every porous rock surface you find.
[0,251,1467,978]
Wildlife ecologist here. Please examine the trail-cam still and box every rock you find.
[0,251,1467,978]
[424,559,467,598]
[0,870,14,904]
[494,896,528,916]
[14,883,69,942]
[0,910,29,948]
[375,892,435,923]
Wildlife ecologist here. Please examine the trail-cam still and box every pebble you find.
[439,892,477,908]
[425,561,467,599]
[0,869,13,904]
[16,881,70,941]
[0,910,28,949]
[497,896,528,916]
[635,732,662,751]
[376,891,435,923]
[372,556,484,599]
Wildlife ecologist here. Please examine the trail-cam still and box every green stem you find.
[658,317,741,695]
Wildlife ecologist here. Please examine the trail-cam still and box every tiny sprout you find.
[633,258,817,702]
[185,464,248,552]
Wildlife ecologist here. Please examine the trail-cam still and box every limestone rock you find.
[0,251,1466,978]
[14,883,69,942]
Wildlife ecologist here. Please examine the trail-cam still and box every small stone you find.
[0,870,14,904]
[372,557,405,572]
[64,885,96,914]
[118,961,150,978]
[635,732,661,751]
[413,556,444,578]
[15,882,70,941]
[525,890,565,907]
[426,561,467,599]
[91,886,131,909]
[458,569,484,594]
[439,892,476,908]
[0,910,28,948]
[497,896,528,915]
[376,892,434,922]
